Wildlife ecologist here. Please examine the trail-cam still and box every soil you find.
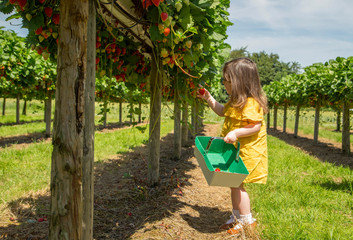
[0,123,351,240]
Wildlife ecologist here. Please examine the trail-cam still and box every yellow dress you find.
[220,98,268,184]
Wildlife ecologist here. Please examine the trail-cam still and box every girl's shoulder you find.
[242,97,263,121]
[245,97,260,107]
[223,100,241,118]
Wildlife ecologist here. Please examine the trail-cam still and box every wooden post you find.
[294,104,300,138]
[45,94,52,137]
[314,102,320,143]
[148,54,162,186]
[82,0,95,238]
[49,0,88,238]
[138,102,142,123]
[336,109,341,132]
[16,95,20,124]
[173,82,181,160]
[195,101,200,133]
[273,105,278,130]
[266,107,270,129]
[22,100,27,115]
[44,101,47,122]
[283,102,287,133]
[129,103,133,123]
[119,101,122,125]
[342,101,351,155]
[182,100,189,147]
[2,98,5,116]
[103,101,108,128]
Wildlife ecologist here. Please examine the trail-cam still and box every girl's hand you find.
[197,84,211,100]
[224,130,238,144]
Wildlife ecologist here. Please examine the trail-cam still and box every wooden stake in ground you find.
[49,1,88,239]
[342,100,351,155]
[174,79,181,160]
[16,94,20,124]
[45,93,52,137]
[314,101,320,143]
[82,0,96,239]
[182,99,189,146]
[148,54,162,186]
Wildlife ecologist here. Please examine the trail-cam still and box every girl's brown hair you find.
[222,57,268,114]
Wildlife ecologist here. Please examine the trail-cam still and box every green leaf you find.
[5,13,21,21]
[179,6,194,30]
[30,13,45,31]
[149,24,163,41]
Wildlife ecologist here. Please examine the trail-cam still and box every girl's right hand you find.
[197,84,211,100]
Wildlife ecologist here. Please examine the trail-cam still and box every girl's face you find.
[222,78,232,95]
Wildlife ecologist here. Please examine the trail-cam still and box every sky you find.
[1,0,352,68]
[225,0,353,68]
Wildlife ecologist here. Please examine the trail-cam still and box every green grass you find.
[0,120,174,204]
[249,135,353,239]
[270,107,353,146]
[0,122,50,138]
[0,99,152,137]
[0,99,48,123]
[1,105,352,238]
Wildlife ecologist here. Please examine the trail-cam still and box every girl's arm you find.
[224,122,261,144]
[197,87,225,116]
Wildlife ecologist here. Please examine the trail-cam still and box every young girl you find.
[198,57,268,235]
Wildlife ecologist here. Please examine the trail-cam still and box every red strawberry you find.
[18,0,27,8]
[151,0,160,7]
[142,0,153,8]
[38,218,44,222]
[215,168,221,172]
[44,7,53,18]
[163,27,170,36]
[52,13,60,25]
[199,88,205,95]
[39,0,45,3]
[35,26,43,35]
[161,12,168,22]
[9,0,17,4]
[140,82,146,89]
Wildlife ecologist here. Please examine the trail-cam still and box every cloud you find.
[228,0,353,31]
[225,29,353,67]
[226,0,353,67]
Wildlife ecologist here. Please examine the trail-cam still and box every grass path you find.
[0,120,174,204]
[0,123,352,239]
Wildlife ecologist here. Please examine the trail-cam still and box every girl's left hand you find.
[224,130,237,144]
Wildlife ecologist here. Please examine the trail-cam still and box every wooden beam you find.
[98,0,153,48]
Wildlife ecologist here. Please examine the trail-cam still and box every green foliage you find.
[264,56,353,109]
[0,29,57,101]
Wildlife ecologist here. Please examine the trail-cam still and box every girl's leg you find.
[220,184,252,230]
[231,184,251,215]
[227,185,256,234]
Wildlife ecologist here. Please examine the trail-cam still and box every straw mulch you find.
[0,123,260,240]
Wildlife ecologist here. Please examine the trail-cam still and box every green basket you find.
[194,136,249,188]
